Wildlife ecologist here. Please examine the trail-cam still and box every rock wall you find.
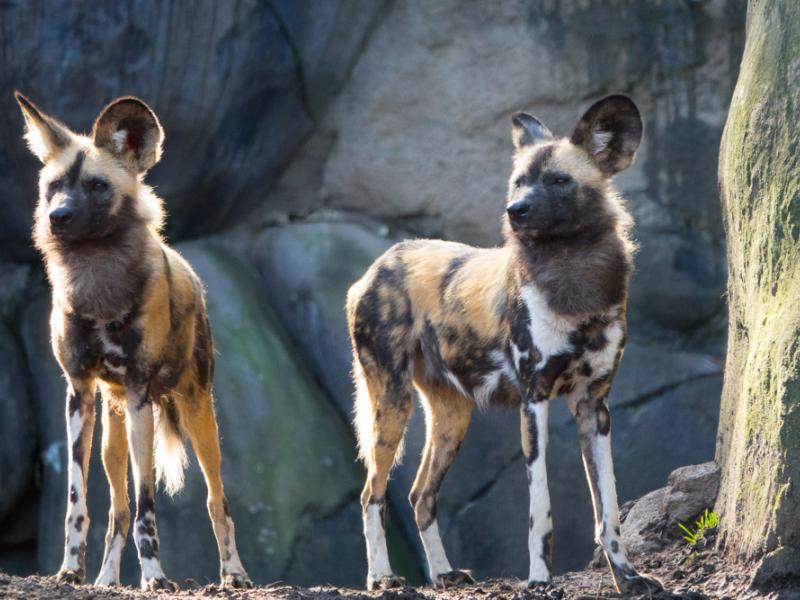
[0,0,743,586]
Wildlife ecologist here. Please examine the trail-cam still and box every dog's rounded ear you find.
[92,97,163,174]
[15,91,72,163]
[570,95,643,176]
[512,112,553,150]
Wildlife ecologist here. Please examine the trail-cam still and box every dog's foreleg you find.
[57,381,96,584]
[567,391,662,595]
[521,398,553,587]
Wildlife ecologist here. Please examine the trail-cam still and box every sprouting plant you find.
[678,509,719,547]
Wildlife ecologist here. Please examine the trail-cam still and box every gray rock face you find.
[664,462,721,526]
[0,0,385,259]
[0,320,36,522]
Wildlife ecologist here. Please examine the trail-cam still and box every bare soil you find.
[1,542,797,600]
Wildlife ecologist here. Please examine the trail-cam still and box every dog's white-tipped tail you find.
[154,403,187,496]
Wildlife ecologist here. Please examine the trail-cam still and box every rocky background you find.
[0,0,744,589]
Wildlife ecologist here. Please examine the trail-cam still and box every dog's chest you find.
[511,284,624,399]
[62,312,141,383]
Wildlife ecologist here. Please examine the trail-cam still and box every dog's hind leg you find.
[180,391,252,589]
[354,362,413,591]
[96,387,130,586]
[410,381,473,588]
[56,379,97,584]
[125,385,177,591]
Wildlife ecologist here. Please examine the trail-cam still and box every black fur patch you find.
[67,389,83,416]
[446,328,503,394]
[439,255,469,297]
[352,259,413,393]
[541,530,553,573]
[65,151,86,189]
[521,403,539,464]
[138,537,158,559]
[193,313,214,390]
[69,485,78,504]
[516,145,555,186]
[508,294,542,388]
[420,319,447,381]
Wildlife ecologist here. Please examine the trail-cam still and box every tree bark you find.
[716,0,800,582]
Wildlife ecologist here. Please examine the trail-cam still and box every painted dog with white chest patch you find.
[15,93,251,591]
[347,95,662,594]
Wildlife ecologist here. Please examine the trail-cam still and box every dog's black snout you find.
[49,206,74,229]
[506,201,529,221]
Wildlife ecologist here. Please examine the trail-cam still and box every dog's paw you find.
[526,578,551,590]
[435,569,475,589]
[222,572,254,589]
[367,574,406,590]
[94,575,120,587]
[56,569,84,585]
[142,576,179,592]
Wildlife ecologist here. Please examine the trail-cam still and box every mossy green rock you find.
[156,240,365,585]
[716,0,800,575]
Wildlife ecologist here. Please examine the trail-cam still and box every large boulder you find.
[0,0,386,259]
[248,219,397,414]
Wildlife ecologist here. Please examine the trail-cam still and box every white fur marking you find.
[364,504,393,582]
[591,432,631,567]
[443,369,470,399]
[526,401,552,583]
[95,533,125,585]
[520,285,573,369]
[592,129,613,154]
[111,129,128,154]
[61,410,88,573]
[420,520,453,580]
[510,341,530,372]
[221,515,247,576]
[353,365,373,463]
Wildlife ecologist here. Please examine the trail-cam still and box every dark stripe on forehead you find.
[65,151,85,188]
[525,144,555,180]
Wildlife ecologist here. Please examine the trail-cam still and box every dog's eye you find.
[48,178,63,194]
[551,175,571,186]
[88,179,109,193]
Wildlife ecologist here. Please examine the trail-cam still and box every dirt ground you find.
[1,542,797,600]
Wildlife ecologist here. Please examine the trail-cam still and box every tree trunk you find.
[716,0,800,582]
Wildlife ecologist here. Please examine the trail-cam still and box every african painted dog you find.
[347,96,662,594]
[15,93,251,591]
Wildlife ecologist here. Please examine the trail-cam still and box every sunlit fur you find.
[348,95,661,594]
[16,92,251,591]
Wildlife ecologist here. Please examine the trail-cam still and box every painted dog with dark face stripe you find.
[347,95,662,594]
[15,93,251,591]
